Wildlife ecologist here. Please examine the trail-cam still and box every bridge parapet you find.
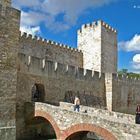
[59,102,135,124]
[33,102,140,140]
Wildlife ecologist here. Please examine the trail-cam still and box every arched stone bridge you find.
[25,102,140,140]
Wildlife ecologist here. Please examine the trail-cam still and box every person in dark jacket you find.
[135,105,140,124]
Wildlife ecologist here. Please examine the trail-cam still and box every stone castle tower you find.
[0,0,20,139]
[78,20,117,73]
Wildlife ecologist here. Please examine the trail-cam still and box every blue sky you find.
[12,0,140,73]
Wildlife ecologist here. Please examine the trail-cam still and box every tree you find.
[118,69,128,75]
[118,69,140,78]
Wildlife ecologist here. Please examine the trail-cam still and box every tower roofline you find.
[78,20,117,34]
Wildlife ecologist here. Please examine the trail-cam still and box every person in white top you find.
[74,96,80,112]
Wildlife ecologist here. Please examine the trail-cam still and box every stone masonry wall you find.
[78,21,102,72]
[101,22,117,73]
[18,53,106,104]
[34,102,140,140]
[106,73,140,114]
[19,33,83,68]
[78,20,117,73]
[0,1,20,140]
[0,0,11,7]
[16,53,106,139]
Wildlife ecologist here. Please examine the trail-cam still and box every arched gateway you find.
[61,123,117,140]
[34,110,61,139]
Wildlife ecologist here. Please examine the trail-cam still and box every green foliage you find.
[118,69,140,78]
[118,69,128,75]
[127,72,140,78]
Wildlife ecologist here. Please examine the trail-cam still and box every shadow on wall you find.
[66,131,104,140]
[31,83,60,106]
[64,90,105,109]
[25,116,56,140]
[31,83,45,102]
[24,102,57,140]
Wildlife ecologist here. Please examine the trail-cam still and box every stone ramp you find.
[59,102,135,124]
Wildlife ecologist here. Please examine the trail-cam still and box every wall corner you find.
[105,73,113,111]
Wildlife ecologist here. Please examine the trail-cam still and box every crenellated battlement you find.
[18,53,104,81]
[112,73,140,84]
[78,20,117,34]
[99,20,117,33]
[20,32,82,54]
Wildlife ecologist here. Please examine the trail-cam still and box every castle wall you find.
[0,2,20,140]
[16,53,106,139]
[106,73,140,114]
[19,33,83,68]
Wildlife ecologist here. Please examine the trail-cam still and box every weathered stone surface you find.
[0,0,20,139]
[105,73,140,114]
[19,34,83,68]
[78,21,117,73]
[0,127,16,140]
[0,0,140,140]
[31,102,140,140]
[16,58,106,139]
[0,0,11,7]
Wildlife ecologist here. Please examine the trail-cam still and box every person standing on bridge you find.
[136,104,140,124]
[74,96,80,112]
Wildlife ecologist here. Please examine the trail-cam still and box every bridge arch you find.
[35,110,61,139]
[62,123,117,140]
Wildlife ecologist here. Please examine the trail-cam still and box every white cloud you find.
[20,11,45,35]
[12,0,41,9]
[119,34,140,73]
[20,10,70,33]
[47,22,70,33]
[131,62,140,71]
[130,54,140,72]
[119,35,140,73]
[119,34,140,52]
[42,0,116,25]
[133,54,140,63]
[20,26,41,35]
[12,0,116,33]
[20,11,45,27]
